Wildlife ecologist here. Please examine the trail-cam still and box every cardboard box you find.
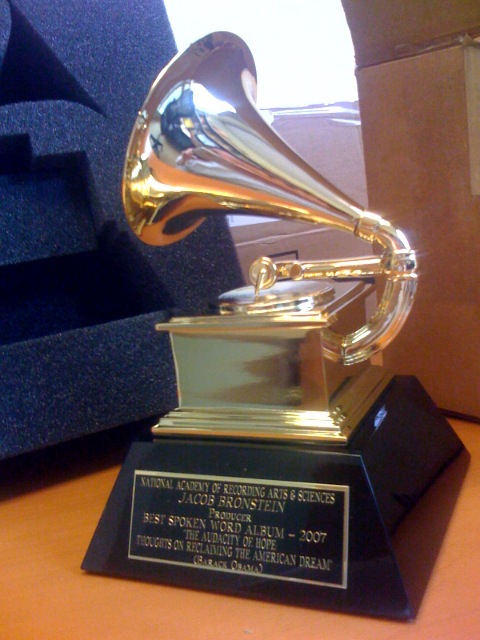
[342,1,480,418]
[233,2,480,419]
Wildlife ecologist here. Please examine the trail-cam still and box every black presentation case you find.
[0,0,243,459]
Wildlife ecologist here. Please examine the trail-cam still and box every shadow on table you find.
[0,419,152,501]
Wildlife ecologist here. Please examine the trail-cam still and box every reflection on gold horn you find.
[122,31,417,366]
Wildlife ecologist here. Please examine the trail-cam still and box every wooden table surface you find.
[1,418,479,640]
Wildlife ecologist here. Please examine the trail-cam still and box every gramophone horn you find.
[122,31,417,366]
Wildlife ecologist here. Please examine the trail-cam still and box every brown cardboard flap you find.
[342,0,480,66]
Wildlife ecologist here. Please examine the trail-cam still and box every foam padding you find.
[0,0,243,458]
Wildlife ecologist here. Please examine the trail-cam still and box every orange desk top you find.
[1,419,479,640]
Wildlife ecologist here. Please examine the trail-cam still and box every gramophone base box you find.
[0,0,242,459]
[82,376,465,620]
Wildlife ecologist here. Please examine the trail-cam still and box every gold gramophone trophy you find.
[83,32,464,619]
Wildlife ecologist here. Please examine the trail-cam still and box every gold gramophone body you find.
[122,31,417,443]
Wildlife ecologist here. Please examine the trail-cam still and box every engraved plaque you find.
[128,471,349,588]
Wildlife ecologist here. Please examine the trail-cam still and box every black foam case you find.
[0,0,243,458]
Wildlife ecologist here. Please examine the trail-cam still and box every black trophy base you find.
[82,377,467,620]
